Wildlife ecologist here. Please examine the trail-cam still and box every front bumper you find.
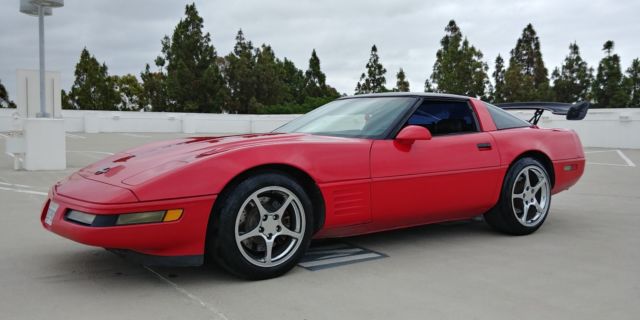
[42,186,216,265]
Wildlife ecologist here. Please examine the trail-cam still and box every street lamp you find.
[19,0,64,118]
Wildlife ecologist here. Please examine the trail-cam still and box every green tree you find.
[253,44,288,107]
[394,68,410,92]
[504,24,550,101]
[592,41,629,108]
[280,58,306,103]
[624,58,640,107]
[430,20,489,98]
[140,64,169,111]
[304,49,328,97]
[225,29,257,113]
[114,74,146,111]
[491,55,507,103]
[66,48,120,110]
[355,45,387,94]
[551,42,593,102]
[156,3,227,113]
[0,80,17,108]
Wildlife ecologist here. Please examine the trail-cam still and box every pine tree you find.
[625,58,640,107]
[551,42,593,102]
[280,58,306,103]
[430,20,489,98]
[504,24,550,101]
[225,29,257,113]
[0,80,16,108]
[304,49,328,97]
[66,48,120,110]
[592,41,629,108]
[157,3,227,113]
[394,68,410,92]
[254,44,287,107]
[355,45,387,94]
[140,64,168,111]
[491,55,506,103]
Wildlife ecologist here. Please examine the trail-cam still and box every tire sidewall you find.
[213,171,314,279]
[496,158,551,235]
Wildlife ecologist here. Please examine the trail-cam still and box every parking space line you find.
[67,150,115,155]
[616,150,636,167]
[0,133,9,139]
[65,133,86,139]
[120,133,151,138]
[0,181,32,189]
[0,186,47,196]
[143,266,229,320]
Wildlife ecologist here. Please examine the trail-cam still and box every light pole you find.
[19,0,64,118]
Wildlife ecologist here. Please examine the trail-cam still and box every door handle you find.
[477,142,492,150]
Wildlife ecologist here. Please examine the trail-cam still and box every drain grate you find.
[298,242,387,271]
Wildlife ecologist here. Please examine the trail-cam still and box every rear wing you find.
[495,101,590,125]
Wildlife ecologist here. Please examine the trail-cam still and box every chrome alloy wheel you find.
[235,186,305,267]
[511,165,550,227]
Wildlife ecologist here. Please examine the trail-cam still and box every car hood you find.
[77,133,310,187]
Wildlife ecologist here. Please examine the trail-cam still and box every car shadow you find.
[41,217,499,285]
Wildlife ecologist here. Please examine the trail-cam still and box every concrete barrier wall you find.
[1,108,639,148]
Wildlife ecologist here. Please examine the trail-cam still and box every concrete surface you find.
[0,132,638,320]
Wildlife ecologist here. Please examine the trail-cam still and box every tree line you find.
[357,20,640,108]
[1,4,638,111]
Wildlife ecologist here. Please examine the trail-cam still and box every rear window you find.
[484,102,531,130]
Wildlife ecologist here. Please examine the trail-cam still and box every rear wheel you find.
[484,158,551,235]
[208,172,313,279]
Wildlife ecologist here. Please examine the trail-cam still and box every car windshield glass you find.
[274,97,417,139]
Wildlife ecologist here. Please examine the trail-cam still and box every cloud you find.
[1,0,639,99]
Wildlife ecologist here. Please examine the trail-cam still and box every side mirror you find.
[395,125,432,145]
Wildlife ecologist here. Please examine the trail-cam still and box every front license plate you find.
[44,201,59,226]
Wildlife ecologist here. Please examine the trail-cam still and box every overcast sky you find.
[1,0,639,98]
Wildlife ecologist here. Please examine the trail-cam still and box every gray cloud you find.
[1,0,639,99]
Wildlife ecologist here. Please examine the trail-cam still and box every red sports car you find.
[41,93,588,279]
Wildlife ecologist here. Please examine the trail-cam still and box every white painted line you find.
[584,150,616,154]
[143,266,229,320]
[5,152,15,158]
[120,133,151,138]
[67,150,115,155]
[0,181,32,188]
[298,252,382,268]
[65,133,86,139]
[0,186,47,196]
[616,150,636,167]
[587,162,633,167]
[0,133,9,139]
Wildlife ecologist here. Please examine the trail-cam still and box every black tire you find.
[207,171,314,280]
[484,157,552,235]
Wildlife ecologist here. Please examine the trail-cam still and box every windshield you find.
[274,97,417,139]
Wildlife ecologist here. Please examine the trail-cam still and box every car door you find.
[370,99,503,228]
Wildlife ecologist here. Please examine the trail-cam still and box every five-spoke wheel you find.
[484,158,552,235]
[235,186,305,267]
[208,171,313,280]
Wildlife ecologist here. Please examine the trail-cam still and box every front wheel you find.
[209,172,313,279]
[484,158,552,235]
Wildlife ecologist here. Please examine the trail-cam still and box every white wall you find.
[1,108,639,148]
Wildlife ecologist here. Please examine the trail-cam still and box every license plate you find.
[44,201,59,226]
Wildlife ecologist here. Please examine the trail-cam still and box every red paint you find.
[43,97,585,260]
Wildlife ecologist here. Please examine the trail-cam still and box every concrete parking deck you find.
[0,133,638,320]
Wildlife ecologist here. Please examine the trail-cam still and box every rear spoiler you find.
[495,101,590,125]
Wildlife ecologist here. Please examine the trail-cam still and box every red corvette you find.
[41,93,588,279]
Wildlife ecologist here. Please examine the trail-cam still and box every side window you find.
[406,101,478,135]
